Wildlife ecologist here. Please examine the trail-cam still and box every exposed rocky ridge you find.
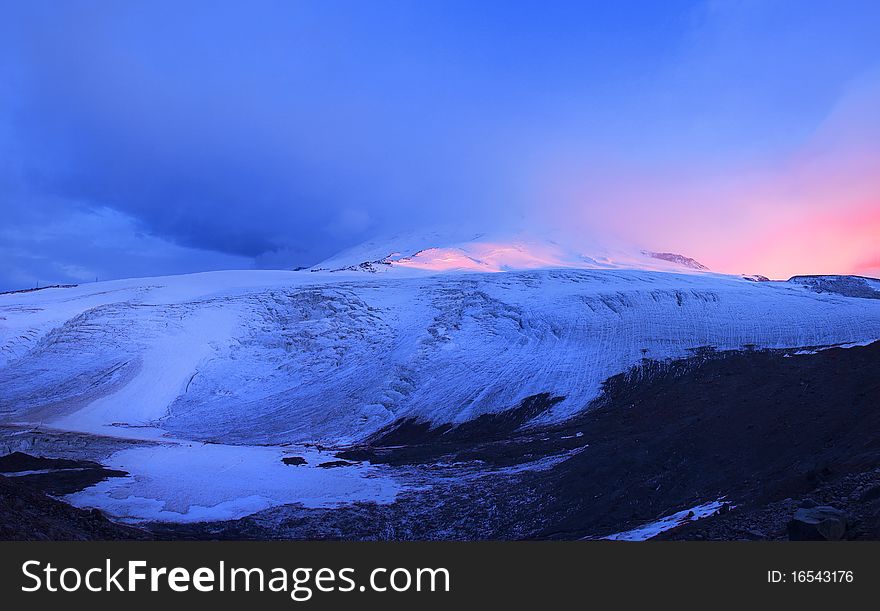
[0,284,78,296]
[789,275,880,299]
[642,251,709,270]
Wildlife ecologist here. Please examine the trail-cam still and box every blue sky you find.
[2,0,879,289]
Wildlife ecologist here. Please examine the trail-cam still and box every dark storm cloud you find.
[2,1,879,289]
[0,1,531,289]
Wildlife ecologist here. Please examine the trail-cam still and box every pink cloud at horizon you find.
[534,78,880,280]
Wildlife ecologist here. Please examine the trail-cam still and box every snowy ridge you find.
[313,229,713,275]
[2,266,880,446]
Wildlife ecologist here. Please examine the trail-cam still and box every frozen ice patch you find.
[65,441,401,523]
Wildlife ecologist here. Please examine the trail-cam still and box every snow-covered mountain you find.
[312,229,713,275]
[2,231,880,523]
[2,233,879,444]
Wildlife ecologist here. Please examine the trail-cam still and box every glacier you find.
[2,235,880,523]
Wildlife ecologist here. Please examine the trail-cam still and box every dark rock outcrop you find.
[789,275,880,299]
[0,475,150,540]
[788,506,847,541]
[317,460,356,469]
[642,251,709,271]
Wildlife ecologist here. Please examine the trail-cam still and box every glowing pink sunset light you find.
[534,77,880,281]
[390,242,572,273]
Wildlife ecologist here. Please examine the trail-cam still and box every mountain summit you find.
[313,229,711,275]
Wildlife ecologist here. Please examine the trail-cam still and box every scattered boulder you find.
[282,456,307,466]
[859,485,880,503]
[788,506,847,541]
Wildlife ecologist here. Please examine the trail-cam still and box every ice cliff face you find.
[2,250,880,446]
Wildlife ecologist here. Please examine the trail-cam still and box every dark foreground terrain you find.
[0,454,149,540]
[2,341,879,540]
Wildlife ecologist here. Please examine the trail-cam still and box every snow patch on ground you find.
[64,441,401,523]
[784,339,877,357]
[600,499,728,541]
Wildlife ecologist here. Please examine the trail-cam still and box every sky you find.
[1,0,879,290]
